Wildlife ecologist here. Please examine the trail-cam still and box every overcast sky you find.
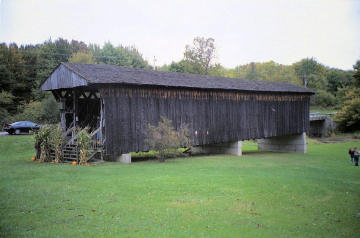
[0,0,359,70]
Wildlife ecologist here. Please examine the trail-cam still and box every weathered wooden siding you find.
[41,65,88,91]
[100,86,310,157]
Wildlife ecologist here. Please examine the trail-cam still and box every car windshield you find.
[11,122,26,126]
[26,122,36,127]
[11,121,35,126]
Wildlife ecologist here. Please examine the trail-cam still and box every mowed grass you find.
[0,136,360,237]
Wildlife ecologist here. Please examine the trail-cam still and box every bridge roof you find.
[41,62,314,94]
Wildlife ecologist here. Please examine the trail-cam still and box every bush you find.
[12,96,60,124]
[0,108,12,128]
[75,127,92,165]
[335,90,360,131]
[352,131,360,139]
[13,101,43,123]
[0,91,15,126]
[145,116,191,162]
[311,90,336,108]
[335,97,360,132]
[50,125,65,163]
[41,95,60,124]
[34,125,53,162]
[334,86,352,109]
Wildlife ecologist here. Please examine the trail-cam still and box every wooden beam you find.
[60,90,66,98]
[73,89,78,129]
[100,98,105,161]
[60,98,66,132]
[64,90,72,99]
[51,91,60,101]
[88,92,97,99]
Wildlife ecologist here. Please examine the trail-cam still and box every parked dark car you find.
[3,121,41,135]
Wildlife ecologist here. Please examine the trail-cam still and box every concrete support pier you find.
[309,117,337,137]
[258,132,306,153]
[191,141,242,156]
[117,153,132,164]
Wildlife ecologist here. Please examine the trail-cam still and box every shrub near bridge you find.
[50,125,65,163]
[145,116,191,162]
[34,125,52,162]
[34,125,64,163]
[75,127,92,165]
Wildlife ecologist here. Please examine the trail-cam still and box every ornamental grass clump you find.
[145,116,191,162]
[49,125,64,163]
[34,125,52,163]
[75,127,91,165]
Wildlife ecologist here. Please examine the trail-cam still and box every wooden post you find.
[100,98,103,144]
[100,98,105,161]
[60,98,66,132]
[71,89,78,142]
[73,89,78,128]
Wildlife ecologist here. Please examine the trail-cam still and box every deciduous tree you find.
[293,58,326,89]
[90,42,150,68]
[69,52,95,64]
[184,37,216,75]
[353,60,360,87]
[335,59,360,131]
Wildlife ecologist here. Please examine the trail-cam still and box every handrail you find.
[62,121,74,137]
[60,125,105,162]
[89,126,103,149]
[64,127,88,147]
[87,150,98,162]
[90,127,100,138]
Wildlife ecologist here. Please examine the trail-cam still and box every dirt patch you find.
[229,201,262,218]
[316,137,359,143]
[168,199,212,208]
[317,194,333,202]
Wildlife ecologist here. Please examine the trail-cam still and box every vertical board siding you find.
[101,86,310,157]
[41,65,88,90]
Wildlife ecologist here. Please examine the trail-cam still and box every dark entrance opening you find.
[54,89,101,132]
[78,97,100,130]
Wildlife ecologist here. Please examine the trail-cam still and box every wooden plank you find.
[102,85,311,156]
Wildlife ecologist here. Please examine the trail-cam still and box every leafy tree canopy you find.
[326,69,353,93]
[183,37,216,75]
[293,58,327,89]
[353,60,360,87]
[0,38,150,125]
[334,59,360,131]
[69,52,96,64]
[89,42,150,69]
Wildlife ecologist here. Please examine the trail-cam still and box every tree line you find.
[0,37,359,131]
[0,38,150,126]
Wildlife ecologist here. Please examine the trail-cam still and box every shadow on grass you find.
[131,149,269,162]
[242,150,274,155]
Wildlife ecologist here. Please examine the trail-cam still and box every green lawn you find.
[310,107,338,114]
[0,136,359,237]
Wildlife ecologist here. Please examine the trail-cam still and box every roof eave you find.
[88,82,315,95]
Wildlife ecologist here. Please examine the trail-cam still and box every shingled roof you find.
[41,62,314,94]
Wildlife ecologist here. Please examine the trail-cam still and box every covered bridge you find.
[41,63,314,163]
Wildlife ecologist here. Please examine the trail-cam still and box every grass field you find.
[0,136,360,237]
[310,107,338,114]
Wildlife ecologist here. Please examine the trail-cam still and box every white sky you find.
[0,0,359,70]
